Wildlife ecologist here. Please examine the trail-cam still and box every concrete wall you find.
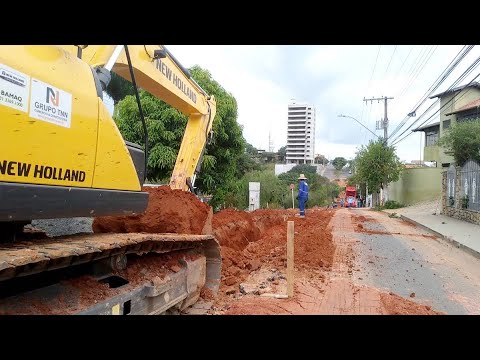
[424,145,452,165]
[275,163,296,176]
[388,167,443,205]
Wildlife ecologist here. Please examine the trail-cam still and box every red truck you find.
[345,186,357,207]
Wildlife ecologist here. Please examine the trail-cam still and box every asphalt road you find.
[319,163,351,180]
[351,209,480,314]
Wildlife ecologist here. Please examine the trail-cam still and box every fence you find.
[447,164,456,207]
[460,160,480,212]
[442,159,480,225]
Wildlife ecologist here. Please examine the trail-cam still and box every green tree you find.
[277,146,287,162]
[114,66,246,208]
[315,154,329,164]
[354,139,403,193]
[236,143,262,177]
[245,143,259,156]
[332,157,347,170]
[105,72,135,105]
[438,120,480,166]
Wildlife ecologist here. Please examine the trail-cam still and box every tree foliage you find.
[332,157,347,170]
[105,72,135,105]
[277,146,287,162]
[438,120,480,166]
[353,139,403,193]
[315,154,329,164]
[114,66,247,207]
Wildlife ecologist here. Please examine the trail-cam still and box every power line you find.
[390,46,477,141]
[389,45,473,140]
[392,46,414,83]
[397,45,438,98]
[391,55,480,144]
[362,102,373,145]
[358,46,382,145]
[384,45,398,77]
[394,45,429,96]
[366,46,381,94]
[409,46,471,112]
[392,67,480,146]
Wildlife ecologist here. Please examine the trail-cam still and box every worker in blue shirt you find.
[297,173,309,218]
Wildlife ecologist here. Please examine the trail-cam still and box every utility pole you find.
[363,96,393,206]
[363,96,393,141]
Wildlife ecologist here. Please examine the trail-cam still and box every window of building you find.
[443,119,451,129]
[457,109,479,122]
[425,130,439,146]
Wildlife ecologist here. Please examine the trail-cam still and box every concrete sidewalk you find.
[383,200,480,258]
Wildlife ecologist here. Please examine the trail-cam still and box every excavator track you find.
[0,233,221,315]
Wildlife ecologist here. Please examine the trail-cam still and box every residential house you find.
[413,82,480,168]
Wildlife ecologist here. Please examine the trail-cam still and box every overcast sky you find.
[157,45,480,162]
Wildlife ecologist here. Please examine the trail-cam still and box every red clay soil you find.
[380,292,444,315]
[213,209,261,250]
[225,287,445,315]
[213,208,336,296]
[92,186,212,235]
[200,287,216,301]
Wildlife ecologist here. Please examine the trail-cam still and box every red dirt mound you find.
[381,292,444,315]
[246,209,335,270]
[92,186,212,235]
[212,209,261,251]
[214,208,336,294]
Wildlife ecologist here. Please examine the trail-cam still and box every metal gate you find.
[447,164,456,206]
[460,160,480,212]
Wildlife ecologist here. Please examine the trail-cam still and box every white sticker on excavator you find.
[0,63,30,113]
[29,78,72,128]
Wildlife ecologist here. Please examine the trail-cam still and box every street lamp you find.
[337,114,381,140]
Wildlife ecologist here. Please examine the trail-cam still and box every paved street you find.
[351,209,480,314]
[318,163,351,180]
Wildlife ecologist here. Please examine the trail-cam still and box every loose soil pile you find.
[213,208,336,296]
[380,292,444,315]
[93,186,212,235]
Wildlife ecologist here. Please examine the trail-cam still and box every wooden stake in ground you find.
[287,221,294,297]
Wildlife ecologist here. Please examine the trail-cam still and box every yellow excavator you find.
[0,45,221,315]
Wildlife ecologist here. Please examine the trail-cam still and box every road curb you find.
[398,214,480,260]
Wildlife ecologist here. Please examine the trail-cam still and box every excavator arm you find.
[60,45,217,191]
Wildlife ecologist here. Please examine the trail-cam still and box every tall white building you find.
[286,100,315,164]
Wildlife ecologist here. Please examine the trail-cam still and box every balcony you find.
[287,141,305,145]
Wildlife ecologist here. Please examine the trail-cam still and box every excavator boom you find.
[60,45,217,191]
